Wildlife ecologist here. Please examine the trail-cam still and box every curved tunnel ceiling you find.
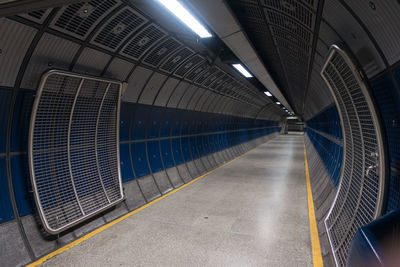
[188,0,400,120]
[0,0,287,122]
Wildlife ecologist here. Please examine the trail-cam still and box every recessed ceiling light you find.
[264,91,272,97]
[276,101,281,105]
[157,0,212,38]
[232,64,253,78]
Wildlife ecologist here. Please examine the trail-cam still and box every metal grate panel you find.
[321,45,385,266]
[159,47,194,73]
[142,37,182,68]
[184,62,208,82]
[50,0,120,40]
[29,70,123,234]
[261,0,315,30]
[193,66,214,85]
[91,6,147,52]
[120,24,167,60]
[271,26,311,52]
[174,54,204,78]
[210,73,228,90]
[203,68,224,88]
[19,9,53,24]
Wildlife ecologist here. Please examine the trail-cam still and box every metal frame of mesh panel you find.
[28,70,124,234]
[321,45,386,266]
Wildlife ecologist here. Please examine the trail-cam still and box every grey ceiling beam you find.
[186,0,294,113]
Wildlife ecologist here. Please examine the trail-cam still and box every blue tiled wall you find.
[370,72,400,213]
[0,88,279,224]
[306,105,343,187]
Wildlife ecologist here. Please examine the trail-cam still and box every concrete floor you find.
[43,134,312,267]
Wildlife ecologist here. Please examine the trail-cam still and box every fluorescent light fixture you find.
[232,64,253,78]
[276,101,281,105]
[264,91,272,97]
[157,0,212,38]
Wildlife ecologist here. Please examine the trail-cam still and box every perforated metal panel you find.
[121,24,167,60]
[159,47,195,74]
[174,54,204,78]
[321,45,385,266]
[50,0,120,40]
[91,6,147,52]
[142,37,182,68]
[185,63,208,82]
[19,9,53,24]
[261,0,316,29]
[29,70,123,234]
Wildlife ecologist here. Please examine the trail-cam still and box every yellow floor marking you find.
[303,139,324,267]
[27,138,275,266]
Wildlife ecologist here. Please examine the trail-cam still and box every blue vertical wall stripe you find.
[11,155,33,217]
[131,142,150,178]
[370,72,400,213]
[0,157,14,223]
[120,144,134,183]
[306,105,343,187]
[0,90,14,223]
[0,90,12,153]
[11,92,34,152]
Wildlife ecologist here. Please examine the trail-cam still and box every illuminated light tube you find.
[264,91,272,97]
[232,64,253,78]
[157,0,212,38]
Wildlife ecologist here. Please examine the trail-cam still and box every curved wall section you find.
[0,1,283,265]
[0,85,280,266]
[305,104,343,265]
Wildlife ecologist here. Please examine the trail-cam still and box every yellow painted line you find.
[303,139,324,267]
[27,138,275,267]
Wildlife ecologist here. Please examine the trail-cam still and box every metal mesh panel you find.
[193,66,214,85]
[321,46,385,266]
[29,70,123,234]
[142,37,182,67]
[203,68,224,88]
[159,47,195,73]
[185,63,208,82]
[120,24,167,60]
[19,9,53,24]
[174,54,204,78]
[91,6,147,52]
[264,9,311,44]
[50,0,120,40]
[261,0,315,29]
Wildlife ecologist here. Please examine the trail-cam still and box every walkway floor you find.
[43,134,312,266]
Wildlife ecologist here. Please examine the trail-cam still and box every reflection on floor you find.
[43,135,312,266]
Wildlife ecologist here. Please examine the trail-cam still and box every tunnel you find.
[0,0,399,266]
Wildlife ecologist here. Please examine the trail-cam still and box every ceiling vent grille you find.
[29,70,123,234]
[91,6,147,52]
[203,68,224,88]
[120,24,166,60]
[185,63,208,82]
[321,45,385,267]
[159,47,195,73]
[194,66,214,85]
[271,26,311,52]
[142,37,182,67]
[174,54,204,78]
[261,0,315,30]
[209,74,228,90]
[264,9,312,44]
[50,0,120,40]
[19,9,53,24]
